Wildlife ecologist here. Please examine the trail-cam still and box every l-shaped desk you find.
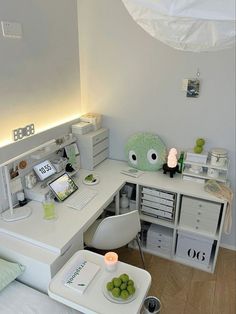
[0,159,227,293]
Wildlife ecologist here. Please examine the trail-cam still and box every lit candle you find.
[104,252,118,272]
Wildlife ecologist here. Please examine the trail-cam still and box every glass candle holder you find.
[104,252,118,272]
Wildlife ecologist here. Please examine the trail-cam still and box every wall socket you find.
[13,124,35,141]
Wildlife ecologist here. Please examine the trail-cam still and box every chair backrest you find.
[90,210,141,250]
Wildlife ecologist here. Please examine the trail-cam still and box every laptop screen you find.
[48,173,78,202]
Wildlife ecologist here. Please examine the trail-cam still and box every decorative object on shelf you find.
[120,192,129,209]
[163,148,179,178]
[65,163,74,172]
[17,191,27,207]
[122,0,235,52]
[24,172,37,189]
[18,160,28,170]
[125,132,167,171]
[177,151,184,174]
[10,165,19,179]
[104,252,118,272]
[209,148,228,167]
[194,138,205,154]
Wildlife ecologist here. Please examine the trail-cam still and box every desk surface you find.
[48,250,151,314]
[0,159,223,254]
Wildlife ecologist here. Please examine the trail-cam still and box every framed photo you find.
[187,79,200,98]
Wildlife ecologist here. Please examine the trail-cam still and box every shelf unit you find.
[128,183,226,273]
[182,159,229,184]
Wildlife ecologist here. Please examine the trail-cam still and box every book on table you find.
[64,258,100,294]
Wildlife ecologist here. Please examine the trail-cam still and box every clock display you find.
[33,160,56,181]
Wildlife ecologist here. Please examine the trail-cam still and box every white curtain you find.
[122,0,236,52]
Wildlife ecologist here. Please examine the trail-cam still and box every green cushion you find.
[0,258,25,291]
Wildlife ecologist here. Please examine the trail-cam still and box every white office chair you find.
[84,210,145,269]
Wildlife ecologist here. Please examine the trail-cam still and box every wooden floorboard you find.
[114,246,236,314]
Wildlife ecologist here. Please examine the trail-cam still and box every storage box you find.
[72,122,93,135]
[80,113,102,131]
[176,231,213,267]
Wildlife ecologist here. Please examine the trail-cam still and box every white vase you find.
[120,193,129,209]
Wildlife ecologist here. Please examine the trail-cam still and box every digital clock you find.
[33,160,56,181]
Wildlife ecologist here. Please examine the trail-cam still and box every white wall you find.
[0,0,81,146]
[77,0,236,248]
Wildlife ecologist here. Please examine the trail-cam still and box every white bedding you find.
[0,280,81,314]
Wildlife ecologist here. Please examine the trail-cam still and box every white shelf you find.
[139,213,175,229]
[182,168,227,183]
[184,160,228,171]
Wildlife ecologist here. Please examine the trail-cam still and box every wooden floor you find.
[115,247,236,314]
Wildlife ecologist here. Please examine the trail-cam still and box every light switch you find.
[1,21,22,38]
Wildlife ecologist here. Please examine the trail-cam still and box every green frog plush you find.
[125,132,167,171]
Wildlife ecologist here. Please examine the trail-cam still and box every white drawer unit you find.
[146,224,172,256]
[141,187,176,221]
[176,231,214,268]
[74,128,109,170]
[179,196,221,236]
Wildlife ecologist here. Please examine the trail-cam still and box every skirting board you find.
[220,243,236,251]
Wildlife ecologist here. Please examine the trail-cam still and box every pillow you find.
[0,258,25,291]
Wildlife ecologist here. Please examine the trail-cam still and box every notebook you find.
[64,259,100,294]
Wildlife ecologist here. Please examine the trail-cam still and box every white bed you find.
[0,280,81,314]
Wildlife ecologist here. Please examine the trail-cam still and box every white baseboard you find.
[220,243,236,251]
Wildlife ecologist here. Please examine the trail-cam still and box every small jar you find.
[209,148,228,167]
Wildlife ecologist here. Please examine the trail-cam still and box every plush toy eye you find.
[147,149,158,164]
[129,150,138,165]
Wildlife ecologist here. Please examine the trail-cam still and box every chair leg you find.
[135,234,146,269]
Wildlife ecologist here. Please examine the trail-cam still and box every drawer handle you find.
[198,204,203,208]
[195,226,199,230]
[197,212,202,215]
[196,219,200,223]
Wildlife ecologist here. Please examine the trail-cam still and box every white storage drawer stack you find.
[176,231,214,267]
[146,224,172,256]
[179,196,221,236]
[74,128,109,170]
[141,187,176,221]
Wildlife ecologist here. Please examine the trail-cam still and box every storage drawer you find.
[93,138,109,156]
[142,193,174,207]
[146,241,171,255]
[142,200,174,213]
[93,148,109,167]
[142,187,175,200]
[181,196,221,218]
[176,231,213,267]
[92,129,109,145]
[141,205,173,219]
[179,212,219,235]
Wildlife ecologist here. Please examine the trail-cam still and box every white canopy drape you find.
[122,0,236,52]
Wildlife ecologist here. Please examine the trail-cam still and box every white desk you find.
[0,159,226,291]
[48,250,151,314]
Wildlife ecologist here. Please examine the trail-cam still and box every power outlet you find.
[1,21,22,38]
[13,124,35,141]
